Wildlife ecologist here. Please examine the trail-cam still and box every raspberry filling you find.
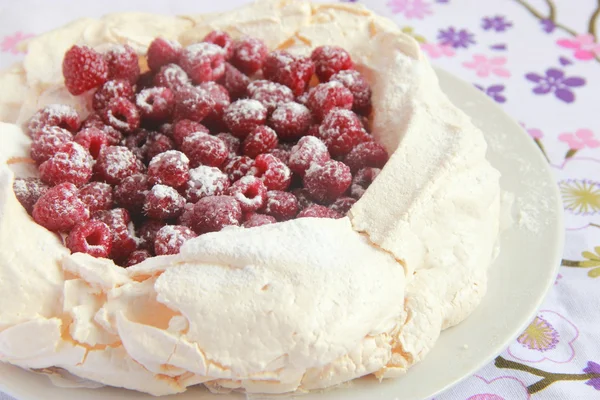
[16,35,389,266]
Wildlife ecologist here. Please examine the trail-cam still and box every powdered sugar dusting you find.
[184,166,230,202]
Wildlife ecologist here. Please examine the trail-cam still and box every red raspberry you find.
[311,45,354,82]
[297,204,342,219]
[143,131,175,164]
[307,81,353,122]
[62,45,108,95]
[12,177,49,214]
[39,142,93,186]
[329,196,356,215]
[92,79,134,111]
[183,166,230,203]
[192,195,242,234]
[350,167,380,199]
[288,136,330,177]
[147,38,182,72]
[330,70,372,115]
[123,130,149,161]
[230,36,268,75]
[263,51,315,96]
[181,133,228,168]
[177,203,195,227]
[248,80,294,114]
[126,249,152,267]
[269,102,312,141]
[216,132,241,159]
[303,159,352,203]
[136,219,167,251]
[105,44,140,84]
[81,114,123,145]
[243,213,276,228]
[292,188,315,210]
[262,190,299,221]
[203,30,234,59]
[148,150,190,188]
[223,156,254,182]
[32,182,90,232]
[154,225,197,256]
[144,184,186,220]
[251,153,291,191]
[101,97,140,133]
[268,146,291,165]
[159,123,174,137]
[79,182,113,213]
[74,127,110,159]
[94,146,141,185]
[30,127,73,164]
[92,208,137,262]
[136,87,175,121]
[114,174,150,211]
[174,85,214,122]
[242,126,278,158]
[296,91,310,106]
[173,119,209,147]
[154,63,191,91]
[198,81,231,127]
[180,43,226,83]
[219,63,250,99]
[223,99,267,139]
[344,142,388,173]
[226,176,267,213]
[28,104,80,137]
[317,108,365,157]
[66,220,112,258]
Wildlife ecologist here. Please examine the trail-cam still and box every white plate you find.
[0,68,564,400]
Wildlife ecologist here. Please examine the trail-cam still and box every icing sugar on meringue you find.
[0,0,502,395]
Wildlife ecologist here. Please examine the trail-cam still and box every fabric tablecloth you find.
[1,0,599,399]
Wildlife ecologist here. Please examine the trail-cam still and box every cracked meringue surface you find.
[0,0,501,395]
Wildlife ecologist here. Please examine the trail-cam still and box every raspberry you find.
[183,165,230,203]
[154,225,197,255]
[81,114,123,145]
[147,150,189,188]
[223,99,267,139]
[198,81,231,128]
[248,80,294,114]
[269,102,312,141]
[350,167,380,199]
[230,36,268,75]
[181,133,228,168]
[147,38,182,72]
[203,30,234,59]
[136,87,175,121]
[62,45,108,95]
[144,184,186,220]
[66,220,112,258]
[180,43,226,83]
[262,190,299,221]
[114,174,150,211]
[159,123,173,137]
[219,63,250,99]
[192,195,242,234]
[296,91,310,106]
[28,104,80,137]
[79,182,113,213]
[142,132,175,162]
[39,142,93,186]
[311,46,354,82]
[317,108,365,157]
[268,146,291,165]
[173,119,209,147]
[243,213,276,228]
[136,219,167,251]
[292,188,315,210]
[92,79,134,111]
[94,146,141,185]
[226,176,267,213]
[216,132,241,159]
[105,44,140,84]
[30,127,73,164]
[307,81,353,122]
[288,136,330,177]
[101,97,140,133]
[123,130,149,161]
[177,203,195,227]
[74,127,110,159]
[263,51,315,96]
[12,177,49,214]
[154,63,191,91]
[173,85,214,122]
[32,183,90,232]
[330,70,372,115]
[126,249,152,267]
[344,142,388,173]
[242,126,278,158]
[92,208,137,262]
[329,196,356,215]
[223,156,254,182]
[297,204,342,219]
[251,153,291,191]
[303,160,352,203]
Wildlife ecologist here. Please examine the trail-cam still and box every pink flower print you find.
[463,54,510,78]
[387,0,433,19]
[1,32,34,54]
[557,34,600,61]
[558,129,600,150]
[437,375,530,399]
[420,42,455,58]
[527,128,543,139]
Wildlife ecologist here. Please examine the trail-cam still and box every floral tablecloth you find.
[1,0,599,399]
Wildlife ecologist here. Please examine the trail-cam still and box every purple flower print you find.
[525,68,585,103]
[475,84,506,103]
[540,19,556,33]
[436,0,449,3]
[490,43,507,50]
[559,56,573,66]
[583,361,600,390]
[437,27,475,49]
[482,15,513,32]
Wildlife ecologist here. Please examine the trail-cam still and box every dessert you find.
[0,0,502,396]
